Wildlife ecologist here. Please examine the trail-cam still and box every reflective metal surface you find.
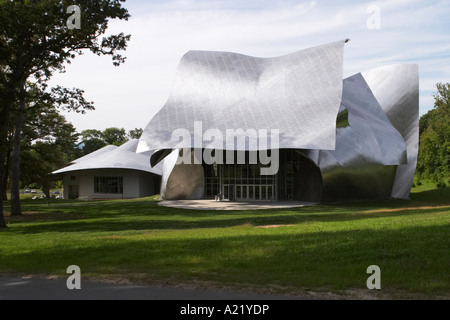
[301,72,409,202]
[160,149,204,200]
[67,144,117,165]
[137,40,346,154]
[362,65,419,199]
[136,42,419,202]
[53,139,163,176]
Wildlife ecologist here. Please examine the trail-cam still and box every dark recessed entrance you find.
[203,150,322,202]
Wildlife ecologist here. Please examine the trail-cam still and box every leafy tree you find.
[21,142,66,199]
[419,109,436,136]
[8,83,93,215]
[417,128,441,177]
[0,0,131,225]
[417,82,450,186]
[19,95,80,199]
[102,127,127,146]
[79,129,106,155]
[128,128,143,139]
[81,129,103,141]
[1,85,82,200]
[78,127,130,155]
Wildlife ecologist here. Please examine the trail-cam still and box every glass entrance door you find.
[222,184,235,200]
[234,184,275,201]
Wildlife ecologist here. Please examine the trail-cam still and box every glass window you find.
[236,185,241,199]
[203,150,278,200]
[94,177,123,194]
[255,185,260,200]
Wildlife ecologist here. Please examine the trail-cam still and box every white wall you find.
[62,169,160,200]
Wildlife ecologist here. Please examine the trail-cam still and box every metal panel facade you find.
[137,41,418,202]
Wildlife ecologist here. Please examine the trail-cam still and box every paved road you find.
[0,275,306,300]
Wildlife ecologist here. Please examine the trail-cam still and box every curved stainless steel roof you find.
[52,139,163,176]
[69,144,117,164]
[137,40,346,154]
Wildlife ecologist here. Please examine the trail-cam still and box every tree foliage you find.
[417,83,450,185]
[19,88,80,197]
[1,84,86,199]
[128,128,143,139]
[0,0,131,225]
[79,129,106,154]
[102,127,127,145]
[79,127,142,155]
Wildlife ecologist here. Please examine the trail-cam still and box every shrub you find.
[436,180,447,189]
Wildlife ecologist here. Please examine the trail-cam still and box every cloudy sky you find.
[49,0,450,132]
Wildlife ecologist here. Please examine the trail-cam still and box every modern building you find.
[136,40,419,203]
[53,139,162,200]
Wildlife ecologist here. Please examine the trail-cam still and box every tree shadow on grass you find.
[2,224,449,298]
[410,187,450,204]
[8,204,449,234]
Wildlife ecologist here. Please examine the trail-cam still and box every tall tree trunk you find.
[0,106,10,228]
[10,82,26,216]
[0,196,5,229]
[2,167,7,201]
[2,149,11,201]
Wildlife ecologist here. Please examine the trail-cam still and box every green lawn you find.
[0,189,449,299]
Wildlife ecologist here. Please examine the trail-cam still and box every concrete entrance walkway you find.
[158,200,317,210]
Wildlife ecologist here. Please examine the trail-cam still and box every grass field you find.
[0,186,449,300]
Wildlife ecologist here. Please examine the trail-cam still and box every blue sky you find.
[51,0,450,132]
